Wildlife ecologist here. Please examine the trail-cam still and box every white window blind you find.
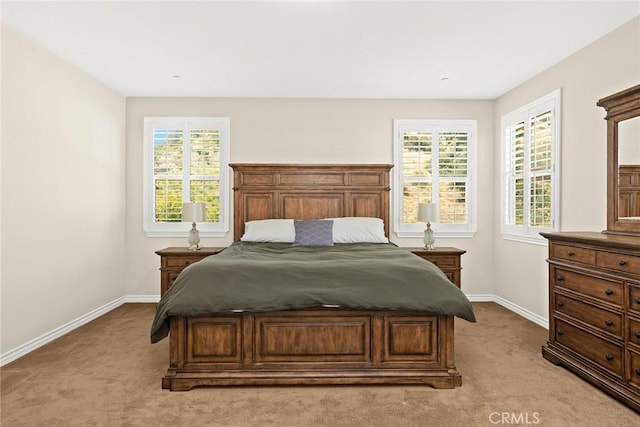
[144,117,230,237]
[502,90,560,244]
[394,120,477,237]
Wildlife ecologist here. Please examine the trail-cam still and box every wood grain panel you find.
[242,193,275,222]
[383,316,438,362]
[281,194,343,220]
[349,173,383,186]
[254,316,370,363]
[279,172,346,186]
[350,193,381,218]
[186,317,242,363]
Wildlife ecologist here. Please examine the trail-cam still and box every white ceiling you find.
[2,1,639,99]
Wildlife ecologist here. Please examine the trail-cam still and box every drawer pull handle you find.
[567,251,575,257]
[635,297,640,304]
[604,289,613,296]
[557,330,564,336]
[618,260,627,266]
[556,301,564,307]
[605,320,613,327]
[635,331,640,338]
[636,368,640,376]
[605,354,614,362]
[556,275,565,282]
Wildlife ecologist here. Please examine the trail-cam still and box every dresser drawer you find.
[550,243,596,264]
[629,350,640,388]
[555,319,623,377]
[552,267,623,306]
[630,285,640,314]
[629,318,640,347]
[596,250,640,274]
[554,293,622,338]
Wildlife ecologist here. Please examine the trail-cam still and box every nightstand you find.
[408,247,466,288]
[156,247,226,296]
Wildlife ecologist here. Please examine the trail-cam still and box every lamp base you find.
[424,222,436,250]
[188,222,201,251]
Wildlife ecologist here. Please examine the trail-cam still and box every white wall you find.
[125,98,495,298]
[0,26,127,354]
[493,17,640,322]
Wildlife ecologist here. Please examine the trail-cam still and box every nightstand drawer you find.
[165,256,207,268]
[554,293,622,338]
[420,255,457,268]
[555,319,623,377]
[157,247,225,296]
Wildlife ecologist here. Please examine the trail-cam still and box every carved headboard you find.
[230,164,393,241]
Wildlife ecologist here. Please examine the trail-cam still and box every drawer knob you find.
[567,251,575,257]
[556,275,565,282]
[557,330,564,336]
[605,354,614,362]
[605,320,614,327]
[635,297,640,304]
[604,289,613,296]
[618,260,627,266]
[636,368,640,376]
[635,331,640,338]
[556,301,564,307]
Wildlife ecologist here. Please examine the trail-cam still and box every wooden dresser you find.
[156,247,225,296]
[409,247,465,288]
[541,232,640,411]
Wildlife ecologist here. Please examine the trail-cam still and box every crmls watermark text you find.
[489,412,541,425]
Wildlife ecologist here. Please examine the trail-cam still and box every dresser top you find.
[541,231,640,251]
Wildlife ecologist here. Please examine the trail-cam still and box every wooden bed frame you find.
[161,163,462,391]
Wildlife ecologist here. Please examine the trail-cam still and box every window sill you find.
[501,233,548,246]
[395,230,477,239]
[144,230,229,238]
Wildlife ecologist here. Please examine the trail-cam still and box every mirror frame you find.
[598,84,640,235]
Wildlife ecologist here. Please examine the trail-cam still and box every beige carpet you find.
[1,303,637,426]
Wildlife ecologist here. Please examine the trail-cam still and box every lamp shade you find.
[417,202,439,223]
[182,202,206,222]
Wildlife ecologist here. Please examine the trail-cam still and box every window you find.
[393,120,477,237]
[143,117,230,237]
[501,90,561,244]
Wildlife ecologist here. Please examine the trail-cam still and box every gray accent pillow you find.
[293,220,334,246]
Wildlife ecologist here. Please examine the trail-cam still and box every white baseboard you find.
[467,293,549,329]
[1,293,547,367]
[124,295,161,303]
[0,295,162,367]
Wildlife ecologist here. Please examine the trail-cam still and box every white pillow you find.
[240,219,295,242]
[327,217,388,243]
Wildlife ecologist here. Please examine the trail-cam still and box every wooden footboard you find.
[162,309,460,391]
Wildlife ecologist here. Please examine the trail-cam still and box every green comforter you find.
[151,242,476,343]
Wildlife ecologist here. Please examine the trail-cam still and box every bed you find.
[152,163,475,391]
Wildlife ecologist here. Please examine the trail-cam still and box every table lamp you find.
[417,202,439,250]
[182,202,206,250]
